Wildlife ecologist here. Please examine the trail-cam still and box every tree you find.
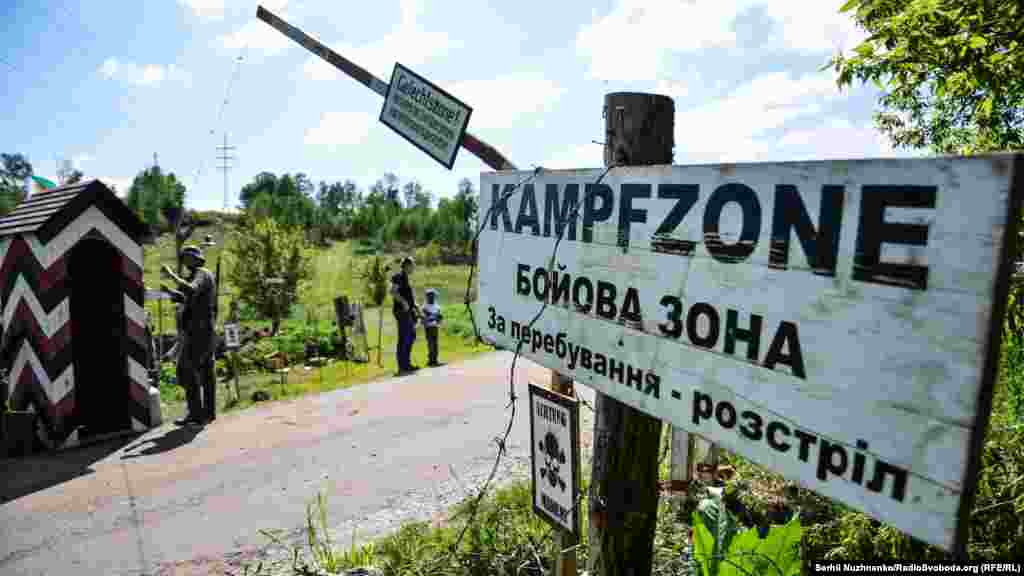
[341,179,361,214]
[414,187,433,212]
[242,172,317,228]
[402,180,423,210]
[381,172,401,207]
[64,170,84,185]
[226,216,314,335]
[0,153,32,215]
[126,166,186,233]
[240,172,279,209]
[455,177,478,240]
[316,179,363,239]
[830,0,1024,154]
[317,181,344,216]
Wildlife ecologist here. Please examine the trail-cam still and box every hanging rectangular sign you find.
[224,323,241,350]
[379,62,472,170]
[477,154,1023,554]
[529,382,580,537]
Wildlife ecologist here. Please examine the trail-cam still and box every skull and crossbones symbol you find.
[539,430,567,492]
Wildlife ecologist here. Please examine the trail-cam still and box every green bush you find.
[690,490,802,576]
[157,362,184,401]
[413,243,442,267]
[238,337,279,371]
[226,216,315,333]
[441,303,477,342]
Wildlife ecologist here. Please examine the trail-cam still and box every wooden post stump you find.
[587,92,674,576]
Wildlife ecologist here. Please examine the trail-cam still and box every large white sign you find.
[477,155,1023,554]
[529,383,580,536]
[379,63,472,170]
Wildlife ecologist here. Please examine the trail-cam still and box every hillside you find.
[142,223,477,336]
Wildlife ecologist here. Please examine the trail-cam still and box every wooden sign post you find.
[530,377,580,576]
[476,147,1023,556]
[586,93,674,575]
[549,372,577,575]
[224,321,241,402]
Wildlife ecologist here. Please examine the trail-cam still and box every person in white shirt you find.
[420,289,443,367]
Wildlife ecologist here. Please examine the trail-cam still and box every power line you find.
[215,49,248,133]
[216,133,236,212]
[188,46,246,211]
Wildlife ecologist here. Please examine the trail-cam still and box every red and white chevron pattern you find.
[1,205,151,447]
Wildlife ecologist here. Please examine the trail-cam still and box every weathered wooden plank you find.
[476,154,1021,553]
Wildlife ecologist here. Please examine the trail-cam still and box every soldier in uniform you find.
[162,246,218,426]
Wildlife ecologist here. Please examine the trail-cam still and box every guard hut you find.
[0,179,160,451]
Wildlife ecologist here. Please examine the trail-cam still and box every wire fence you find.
[445,163,619,569]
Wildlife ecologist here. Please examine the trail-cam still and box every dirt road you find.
[0,352,596,576]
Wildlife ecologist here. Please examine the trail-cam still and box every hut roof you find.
[0,179,149,243]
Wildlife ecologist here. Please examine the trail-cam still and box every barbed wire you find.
[444,163,618,570]
[442,166,544,569]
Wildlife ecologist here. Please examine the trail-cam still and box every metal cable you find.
[443,163,618,570]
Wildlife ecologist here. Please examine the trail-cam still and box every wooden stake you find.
[588,92,674,576]
[550,371,578,576]
[233,352,241,402]
[670,427,694,488]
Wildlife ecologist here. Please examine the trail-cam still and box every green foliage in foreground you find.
[830,0,1024,154]
[690,492,801,576]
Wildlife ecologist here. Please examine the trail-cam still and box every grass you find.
[158,302,491,424]
[146,229,490,423]
[241,432,707,576]
[144,228,477,336]
[238,341,1024,575]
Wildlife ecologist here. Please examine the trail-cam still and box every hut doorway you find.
[70,237,129,436]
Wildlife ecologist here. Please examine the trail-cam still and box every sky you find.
[1,0,921,211]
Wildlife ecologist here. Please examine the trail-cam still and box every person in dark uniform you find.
[390,256,420,375]
[162,245,218,426]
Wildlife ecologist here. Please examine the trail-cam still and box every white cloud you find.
[97,58,190,87]
[99,58,118,78]
[658,70,914,164]
[178,0,225,20]
[141,64,165,85]
[220,17,290,57]
[654,77,689,100]
[178,0,287,21]
[772,117,914,160]
[303,0,452,82]
[542,143,605,170]
[576,1,868,83]
[445,77,566,132]
[576,0,761,82]
[95,176,134,196]
[71,154,93,171]
[763,1,868,55]
[304,111,373,150]
[673,70,847,163]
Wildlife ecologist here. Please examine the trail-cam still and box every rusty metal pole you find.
[588,93,674,576]
[550,371,578,576]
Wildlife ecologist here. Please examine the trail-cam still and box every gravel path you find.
[0,352,595,576]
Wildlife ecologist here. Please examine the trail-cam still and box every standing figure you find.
[390,256,420,375]
[420,289,443,367]
[162,246,218,426]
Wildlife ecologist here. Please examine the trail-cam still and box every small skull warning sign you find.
[529,382,579,536]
